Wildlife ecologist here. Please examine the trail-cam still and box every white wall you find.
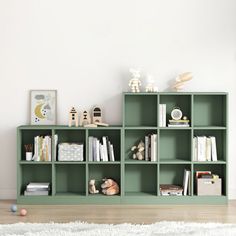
[0,0,236,199]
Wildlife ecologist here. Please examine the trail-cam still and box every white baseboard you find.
[229,188,236,200]
[0,189,16,200]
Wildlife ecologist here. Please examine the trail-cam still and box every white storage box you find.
[58,143,84,161]
[197,178,222,196]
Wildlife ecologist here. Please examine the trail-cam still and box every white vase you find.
[26,152,33,161]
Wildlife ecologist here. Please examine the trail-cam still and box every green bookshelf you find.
[17,92,228,204]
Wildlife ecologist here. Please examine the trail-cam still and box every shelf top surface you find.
[18,125,123,130]
[123,92,228,95]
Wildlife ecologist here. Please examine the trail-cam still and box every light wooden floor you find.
[1,200,236,224]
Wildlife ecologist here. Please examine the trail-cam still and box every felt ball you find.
[10,204,17,212]
[20,208,27,216]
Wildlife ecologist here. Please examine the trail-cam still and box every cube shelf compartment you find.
[159,129,191,162]
[124,94,157,127]
[55,164,86,196]
[193,95,227,127]
[17,92,228,204]
[88,164,121,195]
[125,164,157,196]
[124,129,157,161]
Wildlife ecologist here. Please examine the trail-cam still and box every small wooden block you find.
[94,122,109,127]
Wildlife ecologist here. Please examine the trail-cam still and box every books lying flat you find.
[160,184,183,196]
[24,190,49,196]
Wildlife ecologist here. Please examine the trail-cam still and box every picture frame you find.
[30,90,57,125]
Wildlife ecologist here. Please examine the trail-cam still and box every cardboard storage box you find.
[197,178,222,196]
[58,143,84,161]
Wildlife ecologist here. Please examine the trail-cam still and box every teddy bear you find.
[88,179,99,194]
[101,178,119,195]
[131,140,145,160]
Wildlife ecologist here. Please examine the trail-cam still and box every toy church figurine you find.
[80,110,91,126]
[145,74,158,92]
[128,68,141,93]
[68,107,79,127]
[172,72,193,91]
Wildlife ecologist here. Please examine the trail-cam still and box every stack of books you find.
[168,119,190,127]
[193,136,217,161]
[144,134,157,162]
[88,136,115,162]
[160,184,183,196]
[24,182,50,196]
[33,136,52,162]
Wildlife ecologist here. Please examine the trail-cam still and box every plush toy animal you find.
[88,179,99,194]
[131,140,145,160]
[101,178,119,195]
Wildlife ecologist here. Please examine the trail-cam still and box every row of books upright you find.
[144,134,157,162]
[193,136,217,161]
[33,136,52,162]
[88,136,115,162]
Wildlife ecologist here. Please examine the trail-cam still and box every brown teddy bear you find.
[101,178,119,195]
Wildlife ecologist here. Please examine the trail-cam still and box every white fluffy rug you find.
[1,221,236,236]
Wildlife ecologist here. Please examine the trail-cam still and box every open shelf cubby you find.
[159,94,191,126]
[193,164,226,196]
[159,164,191,194]
[55,164,86,196]
[125,164,157,196]
[20,129,52,161]
[124,94,157,127]
[193,95,227,127]
[193,129,226,162]
[124,129,157,161]
[159,129,191,162]
[55,129,86,162]
[88,129,121,162]
[19,164,52,196]
[17,92,228,204]
[88,164,121,195]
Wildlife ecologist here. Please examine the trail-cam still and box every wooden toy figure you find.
[92,106,102,124]
[128,68,141,93]
[69,107,79,127]
[145,75,158,92]
[80,110,91,126]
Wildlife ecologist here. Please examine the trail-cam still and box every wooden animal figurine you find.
[101,178,119,195]
[69,107,79,127]
[88,179,99,194]
[92,106,102,124]
[173,72,192,91]
[128,68,141,93]
[80,110,91,126]
[145,75,158,92]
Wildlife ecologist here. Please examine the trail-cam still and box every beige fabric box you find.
[197,178,222,196]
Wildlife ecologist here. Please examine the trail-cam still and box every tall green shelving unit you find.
[17,92,228,204]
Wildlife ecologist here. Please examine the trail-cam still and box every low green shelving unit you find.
[17,92,228,204]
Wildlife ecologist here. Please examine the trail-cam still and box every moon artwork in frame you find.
[30,90,57,125]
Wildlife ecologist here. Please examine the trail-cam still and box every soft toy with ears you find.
[101,178,119,195]
[88,179,99,194]
[131,140,145,160]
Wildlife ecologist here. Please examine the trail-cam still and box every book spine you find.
[210,136,217,161]
[151,134,157,162]
[159,104,163,127]
[206,137,211,161]
[145,136,149,161]
[162,104,166,127]
[102,137,108,162]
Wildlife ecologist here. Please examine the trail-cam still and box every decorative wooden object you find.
[92,106,102,124]
[68,107,79,127]
[80,110,91,126]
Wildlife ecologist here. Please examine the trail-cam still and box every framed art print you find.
[30,90,57,125]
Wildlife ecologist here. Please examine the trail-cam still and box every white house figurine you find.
[92,106,102,124]
[129,68,141,93]
[80,110,91,126]
[69,107,79,127]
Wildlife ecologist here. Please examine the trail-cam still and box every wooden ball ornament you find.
[20,208,27,216]
[10,204,17,213]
